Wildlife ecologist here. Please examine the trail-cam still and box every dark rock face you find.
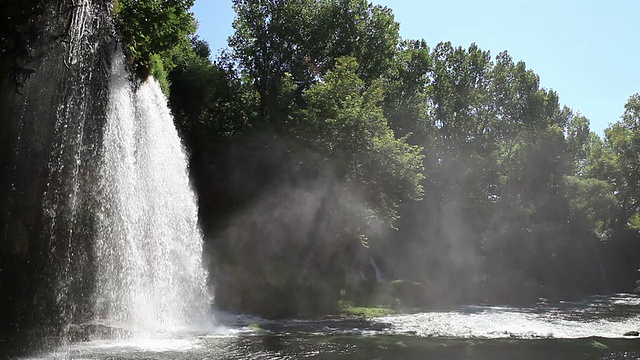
[0,0,116,356]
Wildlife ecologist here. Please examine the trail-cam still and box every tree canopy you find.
[114,0,197,93]
[117,0,640,315]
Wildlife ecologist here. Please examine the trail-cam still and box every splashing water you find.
[92,49,210,333]
[378,294,640,339]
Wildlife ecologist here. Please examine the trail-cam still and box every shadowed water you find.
[25,294,640,359]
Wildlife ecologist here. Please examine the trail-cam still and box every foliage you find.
[300,56,424,223]
[114,0,196,89]
[169,41,253,154]
[162,0,640,316]
[339,305,398,317]
[226,0,422,227]
[373,39,626,297]
[564,175,615,238]
[593,94,640,232]
[229,0,399,124]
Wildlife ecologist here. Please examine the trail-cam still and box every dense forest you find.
[3,0,640,319]
[161,0,640,317]
[123,0,640,317]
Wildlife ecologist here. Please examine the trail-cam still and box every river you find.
[25,293,640,359]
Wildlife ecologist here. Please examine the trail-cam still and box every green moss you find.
[340,305,398,317]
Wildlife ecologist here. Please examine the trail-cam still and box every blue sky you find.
[192,0,640,136]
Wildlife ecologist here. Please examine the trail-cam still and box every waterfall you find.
[0,0,211,354]
[92,49,209,332]
[37,0,110,333]
[369,255,386,283]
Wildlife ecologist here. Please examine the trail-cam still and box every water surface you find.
[27,294,640,360]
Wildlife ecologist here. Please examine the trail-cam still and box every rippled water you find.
[25,294,640,359]
[379,293,640,339]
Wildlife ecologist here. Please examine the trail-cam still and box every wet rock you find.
[623,330,639,337]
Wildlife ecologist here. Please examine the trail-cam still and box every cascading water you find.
[369,255,385,283]
[0,0,210,349]
[35,0,112,334]
[92,49,209,332]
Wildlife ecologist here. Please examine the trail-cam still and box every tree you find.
[169,40,252,154]
[226,0,421,227]
[565,114,598,176]
[229,0,399,126]
[301,56,424,224]
[597,94,640,233]
[167,1,640,312]
[383,39,432,139]
[115,0,196,85]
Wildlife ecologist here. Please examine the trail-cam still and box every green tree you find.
[564,176,615,238]
[229,0,399,126]
[383,39,431,139]
[597,94,640,232]
[300,56,424,224]
[115,0,196,88]
[169,42,253,154]
[565,114,599,175]
[226,0,420,226]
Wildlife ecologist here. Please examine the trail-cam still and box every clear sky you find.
[192,0,640,136]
